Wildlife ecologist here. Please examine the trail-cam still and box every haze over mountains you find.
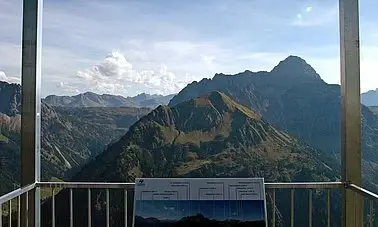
[361,89,378,106]
[44,92,176,109]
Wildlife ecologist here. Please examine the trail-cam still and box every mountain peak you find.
[81,91,97,96]
[190,91,260,120]
[271,55,321,80]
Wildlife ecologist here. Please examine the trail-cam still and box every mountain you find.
[44,92,138,108]
[169,56,378,189]
[362,89,378,106]
[0,81,21,116]
[43,92,175,109]
[368,106,378,114]
[74,91,337,182]
[0,80,152,195]
[0,104,150,195]
[42,92,340,227]
[0,116,21,193]
[129,93,176,108]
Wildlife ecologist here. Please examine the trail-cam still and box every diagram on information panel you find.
[134,178,267,227]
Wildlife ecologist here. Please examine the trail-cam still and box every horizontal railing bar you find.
[36,181,345,189]
[0,181,346,204]
[348,184,378,202]
[37,182,136,189]
[0,183,36,204]
[265,182,345,189]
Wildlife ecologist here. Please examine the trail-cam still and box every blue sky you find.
[0,0,377,97]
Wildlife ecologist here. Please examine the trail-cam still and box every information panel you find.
[133,178,267,227]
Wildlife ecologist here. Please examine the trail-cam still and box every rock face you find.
[43,92,340,227]
[40,103,151,182]
[43,92,175,109]
[0,81,21,116]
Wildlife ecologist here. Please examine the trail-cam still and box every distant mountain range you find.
[361,89,378,106]
[43,92,175,108]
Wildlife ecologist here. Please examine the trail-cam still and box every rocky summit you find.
[169,55,378,190]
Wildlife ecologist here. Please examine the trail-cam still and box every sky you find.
[0,0,377,97]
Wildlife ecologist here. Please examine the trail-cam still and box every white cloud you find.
[291,4,337,27]
[76,51,196,96]
[0,70,20,84]
[57,82,80,94]
[202,55,215,65]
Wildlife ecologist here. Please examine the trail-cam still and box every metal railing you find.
[348,184,378,227]
[0,183,36,227]
[265,182,344,227]
[37,182,135,227]
[1,181,378,226]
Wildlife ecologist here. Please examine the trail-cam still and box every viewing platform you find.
[0,0,372,226]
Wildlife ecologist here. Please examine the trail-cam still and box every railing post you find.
[339,0,362,226]
[20,0,43,226]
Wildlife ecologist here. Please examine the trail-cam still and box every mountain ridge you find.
[169,56,378,190]
[74,91,338,182]
[43,92,175,108]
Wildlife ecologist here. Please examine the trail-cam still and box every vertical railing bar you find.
[35,187,41,227]
[369,200,374,227]
[52,188,55,227]
[26,191,29,227]
[70,189,73,227]
[9,199,12,227]
[124,189,128,227]
[272,189,276,227]
[291,189,294,227]
[106,189,110,227]
[0,202,3,227]
[88,189,91,227]
[327,189,331,227]
[17,196,20,227]
[353,191,356,227]
[309,189,312,227]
